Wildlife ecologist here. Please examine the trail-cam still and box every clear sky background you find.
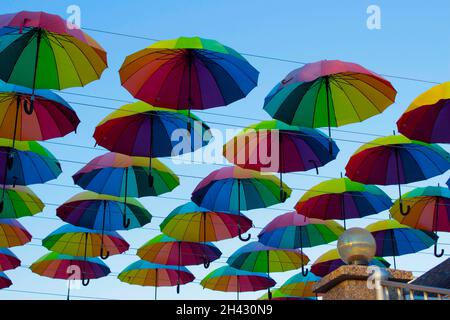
[0,0,449,300]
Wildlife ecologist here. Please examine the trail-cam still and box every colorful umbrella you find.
[191,166,291,241]
[294,177,392,228]
[258,288,310,300]
[118,260,195,300]
[279,272,321,298]
[30,252,110,299]
[263,60,397,152]
[0,248,21,271]
[397,82,450,144]
[391,186,450,257]
[160,202,253,242]
[0,219,32,247]
[0,185,44,218]
[311,248,390,277]
[0,11,107,110]
[137,234,221,292]
[73,152,179,198]
[223,120,339,192]
[56,191,152,239]
[201,266,276,300]
[227,241,309,299]
[345,135,450,215]
[258,212,344,275]
[0,272,12,289]
[0,82,79,142]
[0,139,62,201]
[119,36,259,111]
[365,219,438,269]
[42,225,129,278]
[93,102,212,179]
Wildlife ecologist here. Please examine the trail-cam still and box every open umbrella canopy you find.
[279,272,321,298]
[0,11,107,91]
[30,252,110,280]
[0,82,79,141]
[365,219,437,267]
[0,185,44,218]
[119,36,259,110]
[223,120,339,173]
[258,212,344,249]
[0,272,12,289]
[263,60,396,144]
[191,166,292,212]
[137,234,222,266]
[258,288,310,300]
[160,202,253,242]
[42,224,129,257]
[294,177,392,223]
[0,138,62,186]
[0,219,32,247]
[345,135,450,185]
[397,82,450,144]
[73,152,179,197]
[93,102,212,158]
[201,266,276,293]
[118,260,195,287]
[56,191,152,231]
[311,249,390,277]
[227,242,309,273]
[0,248,21,271]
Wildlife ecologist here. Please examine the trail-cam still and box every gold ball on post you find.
[337,227,376,265]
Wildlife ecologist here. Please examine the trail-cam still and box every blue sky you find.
[0,0,449,300]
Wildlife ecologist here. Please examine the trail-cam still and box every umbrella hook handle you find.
[238,225,251,242]
[301,264,309,277]
[23,98,34,115]
[434,242,444,258]
[81,276,90,287]
[308,160,319,175]
[399,201,411,216]
[203,259,211,269]
[122,214,131,229]
[100,246,110,260]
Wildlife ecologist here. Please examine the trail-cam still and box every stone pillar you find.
[312,265,414,300]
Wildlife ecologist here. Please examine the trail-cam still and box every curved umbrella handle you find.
[24,97,34,115]
[434,242,444,258]
[123,214,131,229]
[238,225,251,242]
[100,246,110,260]
[400,201,411,216]
[82,276,90,287]
[308,160,319,175]
[203,260,211,269]
[301,264,309,277]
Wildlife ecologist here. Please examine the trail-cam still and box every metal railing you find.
[377,280,450,300]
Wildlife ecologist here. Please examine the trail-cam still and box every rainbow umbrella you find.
[56,192,152,240]
[0,185,44,218]
[0,219,32,247]
[223,120,339,194]
[391,186,450,258]
[30,252,110,300]
[311,249,390,277]
[118,260,195,300]
[0,248,21,271]
[258,212,344,275]
[345,135,450,215]
[201,266,276,300]
[258,288,311,300]
[227,242,309,299]
[279,272,321,298]
[366,219,437,269]
[0,82,79,142]
[43,224,129,284]
[93,102,212,177]
[137,234,221,292]
[0,139,62,204]
[73,152,179,198]
[119,36,258,111]
[160,202,253,242]
[191,166,291,241]
[397,82,450,143]
[263,60,397,152]
[0,272,12,289]
[0,11,107,110]
[294,177,392,228]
